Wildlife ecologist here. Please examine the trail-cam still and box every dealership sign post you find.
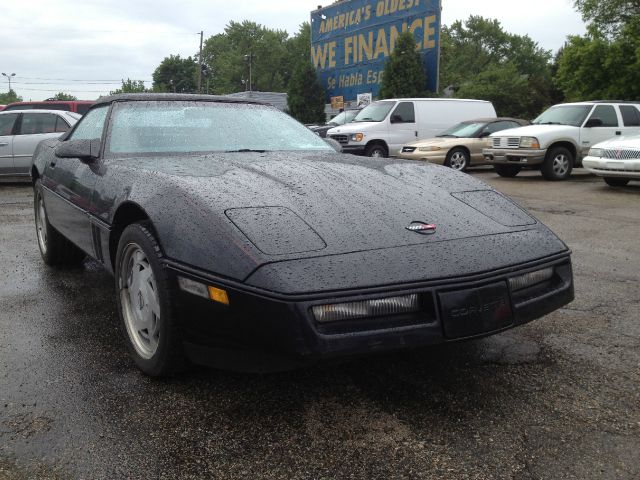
[310,0,441,103]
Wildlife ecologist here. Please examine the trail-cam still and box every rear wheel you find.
[34,180,85,266]
[115,222,186,376]
[365,144,388,158]
[542,147,573,180]
[445,148,470,171]
[603,177,630,187]
[494,164,522,177]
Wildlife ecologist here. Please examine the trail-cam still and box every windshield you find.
[107,101,334,155]
[352,101,395,122]
[329,110,359,126]
[437,121,486,138]
[532,105,592,127]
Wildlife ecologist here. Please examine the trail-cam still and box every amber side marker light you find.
[178,277,230,305]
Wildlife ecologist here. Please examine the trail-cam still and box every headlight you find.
[351,133,364,142]
[508,267,554,291]
[312,294,420,323]
[418,146,442,152]
[519,137,540,149]
[588,148,603,157]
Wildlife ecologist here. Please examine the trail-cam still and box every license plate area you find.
[438,282,513,339]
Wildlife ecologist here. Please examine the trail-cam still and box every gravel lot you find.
[1,169,638,480]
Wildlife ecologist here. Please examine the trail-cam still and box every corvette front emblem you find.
[406,221,437,234]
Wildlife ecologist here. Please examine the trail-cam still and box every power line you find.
[15,87,113,93]
[14,76,152,82]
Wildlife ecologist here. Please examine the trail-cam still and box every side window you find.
[0,114,19,135]
[69,106,109,140]
[19,113,58,135]
[587,105,618,127]
[55,116,71,133]
[620,105,640,127]
[390,102,415,123]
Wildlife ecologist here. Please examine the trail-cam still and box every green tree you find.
[379,31,427,98]
[555,21,640,101]
[287,60,326,123]
[110,78,148,95]
[440,16,554,118]
[0,90,22,104]
[152,55,197,93]
[200,21,290,94]
[573,0,640,35]
[51,92,77,100]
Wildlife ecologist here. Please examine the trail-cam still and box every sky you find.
[1,0,586,101]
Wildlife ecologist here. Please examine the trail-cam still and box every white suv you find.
[483,101,640,180]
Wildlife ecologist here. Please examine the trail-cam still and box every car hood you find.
[327,122,380,135]
[106,151,564,286]
[592,135,640,148]
[490,124,578,138]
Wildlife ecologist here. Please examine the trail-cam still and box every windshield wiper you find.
[437,134,458,138]
[533,121,562,125]
[226,149,267,153]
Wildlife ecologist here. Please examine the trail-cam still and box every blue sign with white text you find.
[310,0,441,103]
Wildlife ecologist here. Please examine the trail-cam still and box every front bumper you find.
[166,253,573,371]
[483,148,547,166]
[397,149,447,164]
[583,156,640,179]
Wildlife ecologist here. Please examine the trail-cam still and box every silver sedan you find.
[0,109,80,181]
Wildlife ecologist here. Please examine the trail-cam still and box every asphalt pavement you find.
[1,169,639,479]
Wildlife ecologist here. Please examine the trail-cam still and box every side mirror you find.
[479,131,491,138]
[55,139,101,161]
[584,118,603,128]
[390,115,402,124]
[324,137,343,153]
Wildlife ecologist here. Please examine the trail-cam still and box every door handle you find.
[0,142,8,147]
[616,131,621,135]
[50,161,56,168]
[415,131,418,137]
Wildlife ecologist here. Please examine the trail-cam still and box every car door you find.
[387,101,416,154]
[42,105,109,255]
[0,113,19,175]
[619,105,640,137]
[580,105,622,157]
[12,112,72,175]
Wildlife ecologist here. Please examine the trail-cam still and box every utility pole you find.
[244,53,253,92]
[198,31,204,93]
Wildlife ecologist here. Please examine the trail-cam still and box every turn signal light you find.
[508,267,554,291]
[178,276,230,305]
[208,286,230,305]
[312,294,419,323]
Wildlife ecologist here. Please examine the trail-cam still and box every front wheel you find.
[445,148,470,171]
[542,147,573,180]
[115,222,186,376]
[365,144,388,158]
[603,177,630,187]
[494,164,522,177]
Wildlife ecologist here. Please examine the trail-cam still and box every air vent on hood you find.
[226,206,327,255]
[451,191,536,227]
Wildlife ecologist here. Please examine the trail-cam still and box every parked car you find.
[0,109,80,180]
[327,98,496,158]
[398,117,528,171]
[583,134,640,186]
[483,101,640,180]
[31,93,573,376]
[307,108,361,138]
[0,105,6,111]
[3,100,93,115]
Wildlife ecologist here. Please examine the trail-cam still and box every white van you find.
[327,98,497,157]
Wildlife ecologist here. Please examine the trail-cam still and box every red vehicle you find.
[3,100,93,115]
[0,105,6,111]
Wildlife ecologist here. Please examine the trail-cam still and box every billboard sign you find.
[310,0,441,103]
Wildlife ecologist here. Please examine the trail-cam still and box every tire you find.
[493,164,522,177]
[365,144,388,158]
[542,147,573,181]
[114,222,186,376]
[603,177,630,187]
[33,180,85,266]
[444,148,470,171]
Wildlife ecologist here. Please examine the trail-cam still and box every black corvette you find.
[31,94,574,376]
